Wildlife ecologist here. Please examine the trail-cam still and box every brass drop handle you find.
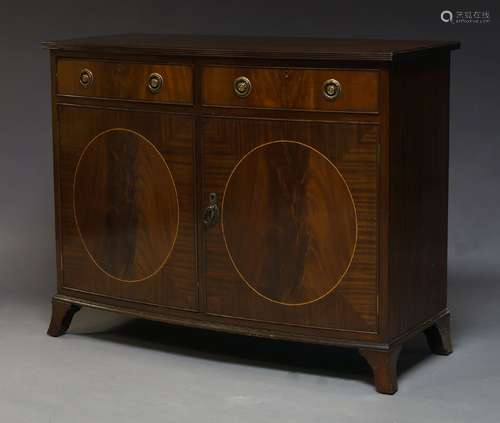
[148,72,164,93]
[233,76,252,98]
[322,78,341,100]
[203,192,220,227]
[79,68,94,88]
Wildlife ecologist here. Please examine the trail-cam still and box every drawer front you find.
[202,66,379,112]
[57,59,193,104]
[202,67,284,109]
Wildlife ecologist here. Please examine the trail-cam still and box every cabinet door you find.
[202,118,378,332]
[58,106,197,310]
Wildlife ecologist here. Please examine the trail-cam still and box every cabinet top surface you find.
[43,33,460,62]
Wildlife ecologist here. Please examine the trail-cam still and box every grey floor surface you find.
[1,253,499,423]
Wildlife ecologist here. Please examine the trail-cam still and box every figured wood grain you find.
[201,66,284,108]
[202,118,378,332]
[59,106,197,309]
[222,141,357,305]
[74,128,178,282]
[201,66,379,112]
[285,68,379,112]
[57,59,193,104]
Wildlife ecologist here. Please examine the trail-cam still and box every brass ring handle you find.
[233,76,252,98]
[79,68,94,88]
[148,72,163,94]
[322,78,341,100]
[203,193,220,227]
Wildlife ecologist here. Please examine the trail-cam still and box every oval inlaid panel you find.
[74,128,179,282]
[222,141,357,305]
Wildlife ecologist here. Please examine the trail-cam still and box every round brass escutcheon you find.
[322,78,341,100]
[148,72,164,94]
[233,76,252,98]
[79,68,94,88]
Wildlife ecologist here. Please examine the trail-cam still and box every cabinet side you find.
[49,51,63,293]
[387,51,451,340]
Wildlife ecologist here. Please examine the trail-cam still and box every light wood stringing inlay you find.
[73,128,179,282]
[221,140,358,306]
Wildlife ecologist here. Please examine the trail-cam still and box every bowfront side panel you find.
[387,52,451,339]
[58,106,197,310]
[202,117,379,333]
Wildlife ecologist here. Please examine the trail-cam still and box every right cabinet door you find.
[202,117,379,333]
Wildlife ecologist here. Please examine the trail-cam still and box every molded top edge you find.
[42,33,460,62]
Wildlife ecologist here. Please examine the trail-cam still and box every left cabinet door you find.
[56,106,197,310]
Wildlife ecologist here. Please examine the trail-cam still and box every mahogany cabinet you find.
[44,35,459,394]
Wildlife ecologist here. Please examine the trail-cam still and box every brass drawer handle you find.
[233,76,252,98]
[322,78,341,100]
[79,68,94,88]
[148,72,163,94]
[203,192,219,227]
